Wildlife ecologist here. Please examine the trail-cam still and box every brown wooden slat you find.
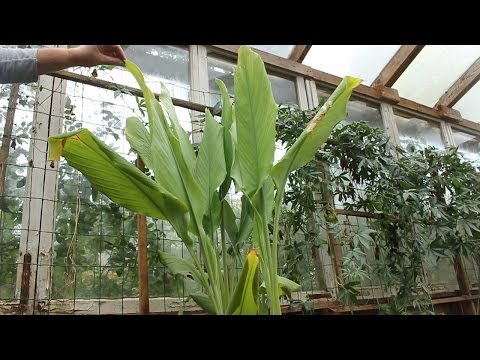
[435,57,480,107]
[288,45,312,62]
[335,209,383,219]
[209,45,480,129]
[371,45,425,88]
[51,47,480,133]
[50,70,211,113]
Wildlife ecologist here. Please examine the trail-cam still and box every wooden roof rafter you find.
[371,45,425,88]
[288,45,312,62]
[435,57,480,108]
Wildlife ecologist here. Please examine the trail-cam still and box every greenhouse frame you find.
[1,44,480,315]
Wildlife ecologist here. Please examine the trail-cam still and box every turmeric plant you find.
[48,46,360,314]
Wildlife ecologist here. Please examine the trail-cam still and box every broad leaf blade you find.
[271,76,361,188]
[221,199,239,250]
[48,129,187,223]
[158,251,196,277]
[158,251,205,286]
[125,60,206,229]
[190,292,216,315]
[236,194,254,248]
[227,249,259,315]
[125,117,154,170]
[235,46,277,198]
[216,79,234,198]
[195,109,226,211]
[202,193,222,239]
[158,83,196,169]
[278,276,301,297]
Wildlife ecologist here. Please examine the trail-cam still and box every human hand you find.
[69,45,127,67]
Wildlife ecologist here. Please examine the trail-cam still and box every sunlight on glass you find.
[393,45,480,107]
[304,45,401,85]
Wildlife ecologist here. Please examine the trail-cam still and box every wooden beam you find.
[437,105,462,122]
[209,45,480,131]
[375,86,400,104]
[371,45,424,88]
[50,70,211,114]
[51,48,480,134]
[435,57,480,108]
[288,45,312,62]
[335,209,382,219]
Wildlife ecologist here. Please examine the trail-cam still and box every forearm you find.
[0,48,38,84]
[37,47,77,75]
[0,45,125,84]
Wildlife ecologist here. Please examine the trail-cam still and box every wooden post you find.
[440,118,477,315]
[380,103,401,153]
[318,163,343,289]
[189,45,208,146]
[15,74,66,314]
[295,76,308,111]
[453,256,476,315]
[136,156,149,314]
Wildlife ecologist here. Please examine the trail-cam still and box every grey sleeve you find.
[0,48,39,84]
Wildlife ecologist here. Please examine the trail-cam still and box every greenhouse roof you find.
[249,45,480,124]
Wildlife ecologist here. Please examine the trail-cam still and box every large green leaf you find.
[260,276,301,298]
[271,76,361,189]
[190,292,216,314]
[158,251,206,287]
[236,194,254,249]
[277,276,301,297]
[125,116,154,170]
[47,128,188,224]
[195,109,226,213]
[216,79,234,198]
[125,60,206,231]
[221,199,239,251]
[203,193,222,239]
[234,46,277,198]
[250,176,275,249]
[227,249,260,315]
[157,83,197,170]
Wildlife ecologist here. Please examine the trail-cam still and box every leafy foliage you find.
[276,103,480,314]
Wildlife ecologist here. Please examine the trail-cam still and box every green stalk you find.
[210,212,228,310]
[270,193,284,315]
[263,223,277,314]
[199,231,225,314]
[187,243,223,314]
[220,204,230,301]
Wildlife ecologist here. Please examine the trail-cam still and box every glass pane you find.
[208,55,298,106]
[451,127,480,165]
[304,45,401,86]
[453,81,480,123]
[394,111,444,150]
[69,45,190,101]
[393,45,480,107]
[208,56,235,107]
[269,73,297,105]
[317,86,383,129]
[249,45,295,58]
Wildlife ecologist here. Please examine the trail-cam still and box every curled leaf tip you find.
[47,137,66,162]
[247,248,259,257]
